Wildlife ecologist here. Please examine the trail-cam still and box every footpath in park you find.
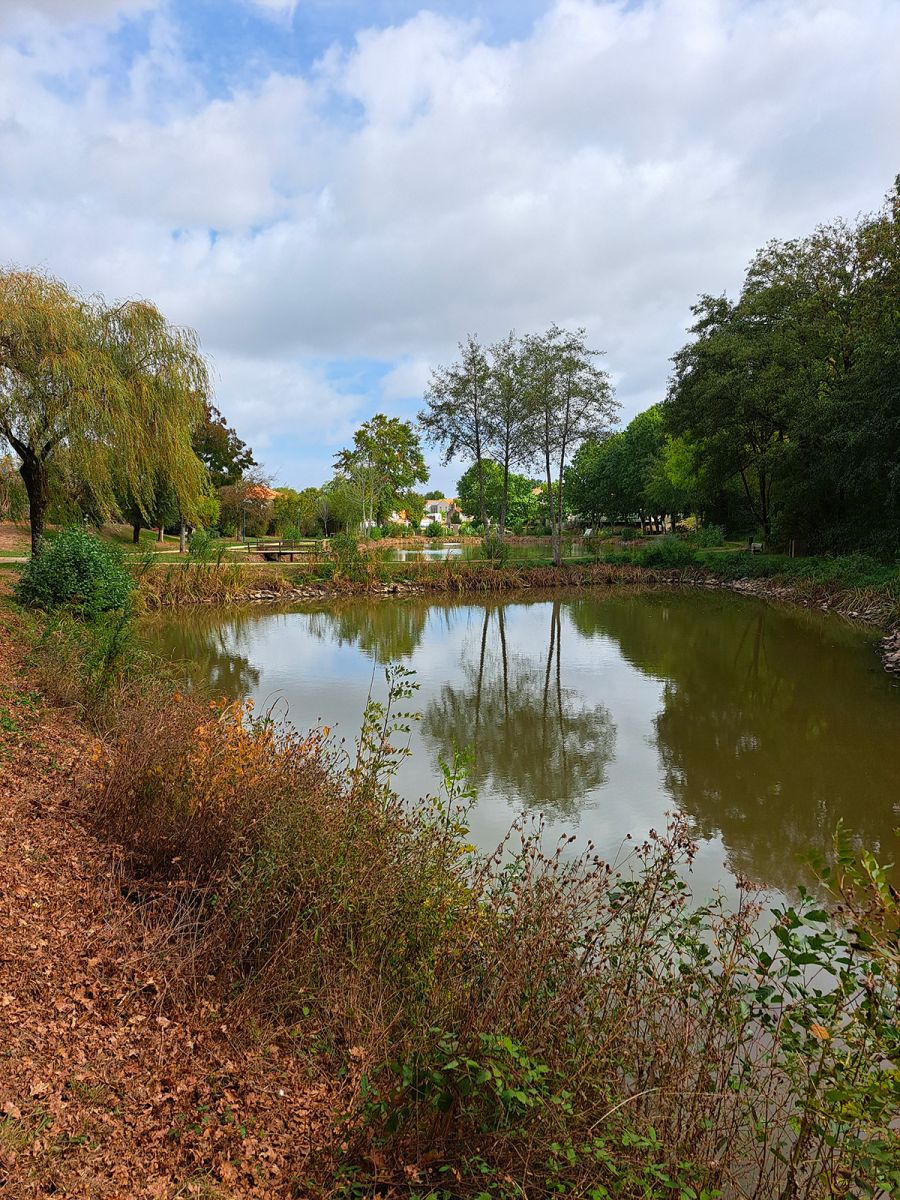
[0,611,337,1199]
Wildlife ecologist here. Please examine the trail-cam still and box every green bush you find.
[329,531,366,581]
[16,528,133,618]
[367,526,382,541]
[634,536,698,568]
[692,523,726,547]
[424,521,444,538]
[482,534,511,564]
[188,527,219,561]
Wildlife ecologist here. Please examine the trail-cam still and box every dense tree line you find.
[569,180,900,554]
[5,180,896,559]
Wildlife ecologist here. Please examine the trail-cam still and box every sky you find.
[1,0,898,494]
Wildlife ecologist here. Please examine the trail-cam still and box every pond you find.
[383,543,463,561]
[142,589,900,901]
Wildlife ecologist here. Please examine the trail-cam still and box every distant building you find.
[420,498,468,528]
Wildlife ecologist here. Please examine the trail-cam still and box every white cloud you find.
[1,0,899,486]
[244,0,298,21]
[0,0,157,32]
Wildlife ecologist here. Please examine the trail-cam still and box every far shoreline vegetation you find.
[1,186,898,1195]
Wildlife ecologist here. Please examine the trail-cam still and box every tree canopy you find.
[334,414,428,533]
[665,179,900,552]
[0,269,209,552]
[456,460,542,529]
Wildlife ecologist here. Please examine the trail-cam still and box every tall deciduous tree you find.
[334,414,428,535]
[194,402,256,489]
[666,177,900,552]
[485,332,528,540]
[0,269,208,553]
[420,335,492,531]
[521,325,617,565]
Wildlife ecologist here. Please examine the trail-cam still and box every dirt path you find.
[0,610,338,1198]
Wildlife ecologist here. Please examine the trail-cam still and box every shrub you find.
[367,525,382,540]
[692,523,726,547]
[329,531,367,581]
[634,536,698,568]
[16,527,133,618]
[188,527,220,561]
[482,534,511,564]
[424,521,444,538]
[92,673,899,1200]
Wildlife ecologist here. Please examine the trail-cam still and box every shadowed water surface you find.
[143,589,899,899]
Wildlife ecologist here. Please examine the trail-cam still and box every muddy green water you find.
[142,589,899,900]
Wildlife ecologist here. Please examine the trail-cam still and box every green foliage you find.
[696,550,900,589]
[0,454,27,521]
[0,268,209,553]
[188,527,221,562]
[424,521,444,538]
[691,523,726,547]
[16,527,133,617]
[334,414,429,532]
[329,531,367,581]
[193,402,256,489]
[481,534,511,564]
[634,536,698,568]
[665,179,900,556]
[456,460,542,529]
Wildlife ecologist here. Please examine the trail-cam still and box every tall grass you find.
[23,608,900,1199]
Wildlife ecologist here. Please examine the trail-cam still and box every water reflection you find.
[570,592,900,891]
[146,607,261,696]
[422,601,616,816]
[305,602,430,661]
[142,589,899,896]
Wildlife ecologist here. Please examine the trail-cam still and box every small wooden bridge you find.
[245,539,319,562]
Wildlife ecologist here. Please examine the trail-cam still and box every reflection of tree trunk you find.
[554,602,567,792]
[474,608,490,747]
[498,605,509,723]
[540,605,557,800]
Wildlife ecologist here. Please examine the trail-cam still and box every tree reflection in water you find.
[423,600,616,818]
[144,607,262,696]
[569,591,900,893]
[305,600,431,662]
[143,590,899,894]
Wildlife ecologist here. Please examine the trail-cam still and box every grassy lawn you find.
[100,524,182,553]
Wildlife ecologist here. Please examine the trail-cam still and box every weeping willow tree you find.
[0,269,209,553]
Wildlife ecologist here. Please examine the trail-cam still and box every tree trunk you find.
[544,450,560,568]
[499,453,510,543]
[179,521,187,554]
[132,521,142,545]
[19,453,50,556]
[476,456,488,533]
[157,525,164,543]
